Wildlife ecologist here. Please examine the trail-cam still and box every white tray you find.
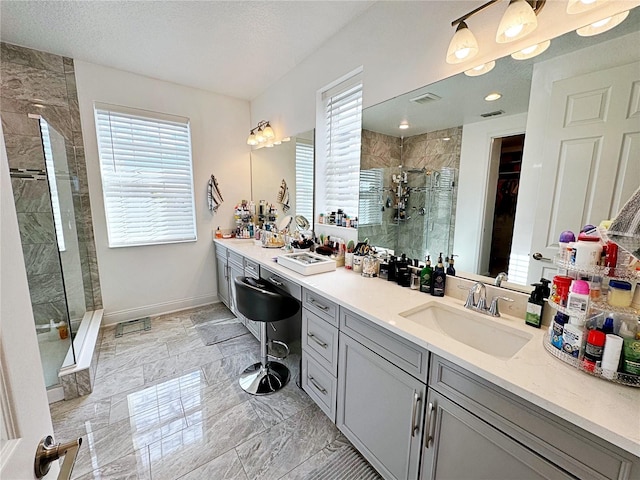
[277,252,336,276]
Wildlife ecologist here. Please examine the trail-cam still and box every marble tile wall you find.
[360,128,461,259]
[1,42,102,329]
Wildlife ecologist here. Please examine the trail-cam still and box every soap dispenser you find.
[431,253,446,297]
[420,255,433,294]
[446,254,457,276]
[525,283,546,328]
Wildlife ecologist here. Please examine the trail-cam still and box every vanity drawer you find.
[260,266,302,300]
[302,309,339,375]
[303,289,339,327]
[243,258,260,279]
[228,250,243,268]
[215,243,227,259]
[340,307,428,383]
[302,351,337,422]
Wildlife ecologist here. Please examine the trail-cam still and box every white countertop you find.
[215,239,640,457]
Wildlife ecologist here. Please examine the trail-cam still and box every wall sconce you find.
[511,39,551,59]
[246,120,275,146]
[566,0,609,14]
[446,0,546,65]
[464,61,496,76]
[576,10,629,36]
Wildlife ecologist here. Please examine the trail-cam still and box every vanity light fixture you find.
[576,10,629,36]
[446,21,479,64]
[246,120,275,146]
[485,92,502,101]
[496,0,542,43]
[399,122,410,130]
[566,0,608,14]
[464,61,496,77]
[511,39,551,60]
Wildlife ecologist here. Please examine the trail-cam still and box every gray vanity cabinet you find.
[336,306,429,480]
[421,389,573,480]
[215,245,230,308]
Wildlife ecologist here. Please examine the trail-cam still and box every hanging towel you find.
[606,186,640,260]
[277,179,290,212]
[208,175,224,212]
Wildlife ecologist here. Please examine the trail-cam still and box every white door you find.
[527,62,640,284]
[0,126,59,479]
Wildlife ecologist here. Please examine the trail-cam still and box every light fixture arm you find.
[451,0,545,27]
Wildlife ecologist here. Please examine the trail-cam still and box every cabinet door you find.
[215,255,229,307]
[337,333,425,480]
[421,389,574,480]
[228,261,260,341]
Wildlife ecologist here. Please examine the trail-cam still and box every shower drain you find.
[115,317,151,337]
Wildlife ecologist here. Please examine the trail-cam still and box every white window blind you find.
[295,139,314,223]
[359,168,383,226]
[94,105,197,248]
[39,119,65,251]
[323,80,362,218]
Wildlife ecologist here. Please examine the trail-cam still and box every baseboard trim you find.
[102,294,218,326]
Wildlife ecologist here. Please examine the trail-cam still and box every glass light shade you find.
[464,61,496,77]
[511,39,551,60]
[446,22,479,64]
[496,0,538,43]
[255,128,266,143]
[485,92,502,101]
[566,0,607,14]
[247,132,258,146]
[577,10,628,36]
[399,122,409,129]
[263,123,275,139]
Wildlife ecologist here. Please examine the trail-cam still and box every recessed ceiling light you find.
[576,10,629,36]
[399,122,409,130]
[511,39,551,60]
[485,92,502,102]
[464,61,496,77]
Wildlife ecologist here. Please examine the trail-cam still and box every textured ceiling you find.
[0,1,375,100]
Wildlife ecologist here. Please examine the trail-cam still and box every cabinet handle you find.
[308,376,327,395]
[425,402,435,448]
[307,332,328,348]
[246,264,256,272]
[269,276,283,287]
[224,264,229,280]
[309,299,329,311]
[411,391,421,437]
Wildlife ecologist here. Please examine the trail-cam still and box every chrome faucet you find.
[464,282,513,317]
[494,272,508,287]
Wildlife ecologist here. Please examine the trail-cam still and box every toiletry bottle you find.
[525,283,545,328]
[562,320,585,359]
[582,329,606,372]
[215,226,223,239]
[550,312,569,349]
[420,256,433,294]
[431,254,446,297]
[388,256,397,282]
[567,280,590,315]
[601,334,624,379]
[446,254,456,276]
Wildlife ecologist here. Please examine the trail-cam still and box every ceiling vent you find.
[410,93,441,105]
[480,110,505,118]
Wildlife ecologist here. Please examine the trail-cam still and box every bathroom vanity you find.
[213,239,639,480]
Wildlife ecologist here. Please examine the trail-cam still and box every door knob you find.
[532,252,551,261]
[34,435,82,479]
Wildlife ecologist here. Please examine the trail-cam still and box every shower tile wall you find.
[1,43,102,329]
[359,128,462,260]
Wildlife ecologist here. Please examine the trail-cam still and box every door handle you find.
[35,435,82,479]
[532,252,551,261]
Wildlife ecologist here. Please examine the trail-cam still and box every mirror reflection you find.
[359,9,640,288]
[250,130,314,226]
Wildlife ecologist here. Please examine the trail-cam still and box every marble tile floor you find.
[50,304,355,480]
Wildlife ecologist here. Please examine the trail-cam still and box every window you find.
[94,104,196,248]
[295,139,314,223]
[321,75,362,218]
[39,119,65,251]
[359,168,383,226]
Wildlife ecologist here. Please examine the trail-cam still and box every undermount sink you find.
[399,302,533,360]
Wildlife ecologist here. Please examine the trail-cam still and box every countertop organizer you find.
[545,256,640,388]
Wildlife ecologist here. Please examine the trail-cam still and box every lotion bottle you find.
[420,256,433,294]
[431,253,446,297]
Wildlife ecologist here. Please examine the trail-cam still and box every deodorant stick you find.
[601,334,624,380]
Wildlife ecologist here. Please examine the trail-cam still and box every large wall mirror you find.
[250,130,315,227]
[359,8,640,290]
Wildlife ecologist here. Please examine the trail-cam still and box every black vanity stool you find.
[234,276,300,395]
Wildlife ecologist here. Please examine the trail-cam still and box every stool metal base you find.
[239,361,290,395]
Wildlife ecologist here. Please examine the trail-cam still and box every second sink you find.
[399,302,533,360]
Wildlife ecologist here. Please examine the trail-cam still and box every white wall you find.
[251,1,637,137]
[454,112,528,274]
[75,61,251,324]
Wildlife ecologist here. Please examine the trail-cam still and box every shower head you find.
[404,167,428,174]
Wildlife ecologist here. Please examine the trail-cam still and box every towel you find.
[277,179,290,212]
[606,186,640,260]
[207,175,224,212]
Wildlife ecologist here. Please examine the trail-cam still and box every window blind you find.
[295,139,314,223]
[359,168,383,226]
[324,81,362,218]
[94,106,197,248]
[39,119,65,251]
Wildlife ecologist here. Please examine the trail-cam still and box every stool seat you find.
[234,276,300,395]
